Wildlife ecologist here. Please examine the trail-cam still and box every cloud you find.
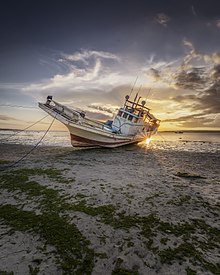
[145,41,220,128]
[148,68,161,81]
[170,42,220,118]
[215,19,220,28]
[191,6,197,17]
[148,40,220,91]
[87,104,116,114]
[163,113,220,128]
[19,44,220,129]
[206,19,220,30]
[183,39,220,65]
[22,49,134,108]
[0,114,20,121]
[169,79,220,127]
[173,67,208,90]
[60,50,120,65]
[154,13,170,27]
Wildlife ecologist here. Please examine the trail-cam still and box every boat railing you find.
[82,118,106,130]
[45,100,108,130]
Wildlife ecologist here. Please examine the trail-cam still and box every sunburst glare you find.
[145,138,152,144]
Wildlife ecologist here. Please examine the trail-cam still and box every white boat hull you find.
[39,101,158,148]
[66,123,145,148]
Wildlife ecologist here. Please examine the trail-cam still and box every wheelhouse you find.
[111,94,160,135]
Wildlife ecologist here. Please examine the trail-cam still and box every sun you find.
[145,138,152,145]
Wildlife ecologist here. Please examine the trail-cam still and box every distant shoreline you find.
[160,130,220,133]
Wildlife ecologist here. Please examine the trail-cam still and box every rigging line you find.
[0,114,50,142]
[0,104,38,109]
[146,87,152,99]
[0,115,57,172]
[129,76,139,97]
[146,83,156,100]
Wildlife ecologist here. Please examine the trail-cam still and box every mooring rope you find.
[0,114,49,142]
[0,115,56,171]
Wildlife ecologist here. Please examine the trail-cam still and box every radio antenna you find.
[129,76,138,97]
[137,85,142,94]
[146,87,152,99]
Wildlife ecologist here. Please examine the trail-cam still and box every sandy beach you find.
[0,143,219,275]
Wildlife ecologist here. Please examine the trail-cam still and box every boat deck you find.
[40,103,112,132]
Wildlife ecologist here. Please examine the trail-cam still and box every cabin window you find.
[134,118,138,123]
[123,113,128,119]
[118,110,122,117]
[128,115,133,121]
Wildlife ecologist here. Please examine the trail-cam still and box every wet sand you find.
[0,143,219,274]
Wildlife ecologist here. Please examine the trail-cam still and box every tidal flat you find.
[0,143,219,275]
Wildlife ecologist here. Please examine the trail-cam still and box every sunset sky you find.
[0,0,220,131]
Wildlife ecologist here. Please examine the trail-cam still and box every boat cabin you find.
[111,94,159,135]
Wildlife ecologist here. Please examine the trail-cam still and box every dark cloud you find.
[174,67,207,90]
[147,40,220,128]
[87,105,116,114]
[215,19,220,28]
[211,64,220,79]
[172,65,220,116]
[195,83,220,114]
[149,68,161,81]
[154,13,170,27]
[163,113,204,123]
[170,83,219,127]
[163,113,219,128]
[169,78,220,127]
[0,114,20,121]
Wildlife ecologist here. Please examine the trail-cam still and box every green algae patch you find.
[28,265,39,275]
[186,267,196,275]
[67,199,117,225]
[0,168,72,192]
[1,168,220,274]
[0,169,94,274]
[0,204,94,274]
[0,169,67,213]
[158,242,220,275]
[0,160,10,165]
[65,200,220,274]
[167,195,191,206]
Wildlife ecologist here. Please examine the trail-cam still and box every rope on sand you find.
[0,116,56,171]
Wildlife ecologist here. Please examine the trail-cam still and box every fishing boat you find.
[39,94,160,148]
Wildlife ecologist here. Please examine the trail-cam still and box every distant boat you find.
[39,94,160,148]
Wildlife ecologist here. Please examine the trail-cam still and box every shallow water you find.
[0,130,71,147]
[0,130,219,153]
[147,131,220,153]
